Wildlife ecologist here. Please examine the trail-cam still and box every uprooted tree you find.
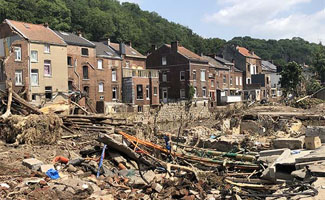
[280,61,303,97]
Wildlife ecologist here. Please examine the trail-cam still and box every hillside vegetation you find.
[0,0,322,66]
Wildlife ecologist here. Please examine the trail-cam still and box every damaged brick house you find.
[223,46,270,101]
[108,41,159,112]
[202,55,243,105]
[146,42,210,103]
[0,19,68,106]
[262,60,282,101]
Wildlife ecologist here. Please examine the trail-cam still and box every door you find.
[162,88,168,103]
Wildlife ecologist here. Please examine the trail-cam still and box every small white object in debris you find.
[0,183,10,189]
[82,184,89,189]
[56,166,61,171]
[321,185,325,189]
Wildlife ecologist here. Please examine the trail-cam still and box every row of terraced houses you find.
[0,20,282,113]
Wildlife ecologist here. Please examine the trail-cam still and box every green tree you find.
[280,62,303,97]
[313,44,325,83]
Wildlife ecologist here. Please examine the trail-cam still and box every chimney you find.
[171,41,179,52]
[125,41,132,47]
[151,44,157,53]
[77,31,82,37]
[119,42,126,55]
[43,22,49,28]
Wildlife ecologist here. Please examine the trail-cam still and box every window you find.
[200,70,206,81]
[31,50,38,62]
[236,77,239,85]
[194,87,197,98]
[68,81,73,92]
[162,56,167,65]
[145,85,150,100]
[81,48,89,56]
[112,69,117,81]
[180,71,185,81]
[83,66,89,79]
[162,72,167,82]
[44,44,50,53]
[15,70,23,85]
[44,60,51,76]
[154,87,158,95]
[180,89,185,98]
[98,82,104,92]
[250,64,256,75]
[98,60,103,69]
[240,77,242,86]
[138,106,143,112]
[125,61,130,68]
[31,69,39,86]
[32,94,36,101]
[83,86,89,95]
[266,77,270,85]
[67,56,72,66]
[202,87,207,97]
[45,86,52,100]
[211,80,214,87]
[247,78,251,84]
[137,85,143,100]
[14,47,21,61]
[112,87,117,100]
[230,76,233,85]
[193,70,196,80]
[223,75,227,84]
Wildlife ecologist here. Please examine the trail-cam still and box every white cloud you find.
[203,0,325,43]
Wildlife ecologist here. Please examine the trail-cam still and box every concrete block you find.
[40,164,54,173]
[306,126,325,142]
[273,137,304,150]
[305,136,322,150]
[152,183,163,193]
[22,158,43,171]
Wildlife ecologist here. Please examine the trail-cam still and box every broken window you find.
[137,85,143,100]
[15,70,23,86]
[45,86,52,100]
[14,46,21,61]
[180,71,185,81]
[31,50,38,62]
[146,85,150,100]
[44,60,51,76]
[81,48,89,56]
[32,94,36,101]
[67,56,72,66]
[31,69,39,86]
[83,66,89,79]
[112,87,117,100]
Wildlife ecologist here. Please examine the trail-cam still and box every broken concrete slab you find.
[261,149,291,180]
[22,158,43,171]
[308,163,325,177]
[40,164,55,173]
[291,168,307,179]
[259,148,290,157]
[296,146,325,163]
[295,160,325,170]
[272,137,304,150]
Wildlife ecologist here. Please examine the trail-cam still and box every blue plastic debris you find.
[164,135,171,150]
[46,168,60,180]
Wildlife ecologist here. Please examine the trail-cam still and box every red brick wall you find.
[131,77,159,106]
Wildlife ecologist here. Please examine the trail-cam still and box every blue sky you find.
[120,0,325,43]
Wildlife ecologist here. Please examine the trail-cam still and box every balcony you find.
[123,69,159,78]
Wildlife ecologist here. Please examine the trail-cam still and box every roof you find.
[214,56,234,66]
[201,55,229,70]
[262,60,277,72]
[236,46,260,59]
[165,44,207,63]
[110,42,146,58]
[54,31,95,48]
[93,42,121,59]
[5,19,65,45]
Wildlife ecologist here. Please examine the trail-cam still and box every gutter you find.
[74,59,80,90]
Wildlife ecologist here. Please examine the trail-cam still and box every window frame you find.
[193,70,196,81]
[81,48,89,56]
[45,86,52,100]
[200,70,206,81]
[162,72,167,82]
[15,70,23,86]
[98,59,103,70]
[136,85,143,100]
[202,87,207,97]
[98,82,104,93]
[153,87,158,96]
[112,87,117,100]
[180,89,185,99]
[44,44,50,54]
[146,85,150,100]
[162,56,167,65]
[112,69,117,82]
[67,56,72,67]
[83,66,89,80]
[14,46,21,61]
[180,71,185,81]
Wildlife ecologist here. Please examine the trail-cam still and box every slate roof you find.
[201,56,229,70]
[93,42,121,59]
[54,31,95,48]
[5,19,66,45]
[262,60,277,72]
[236,46,260,59]
[110,42,146,58]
